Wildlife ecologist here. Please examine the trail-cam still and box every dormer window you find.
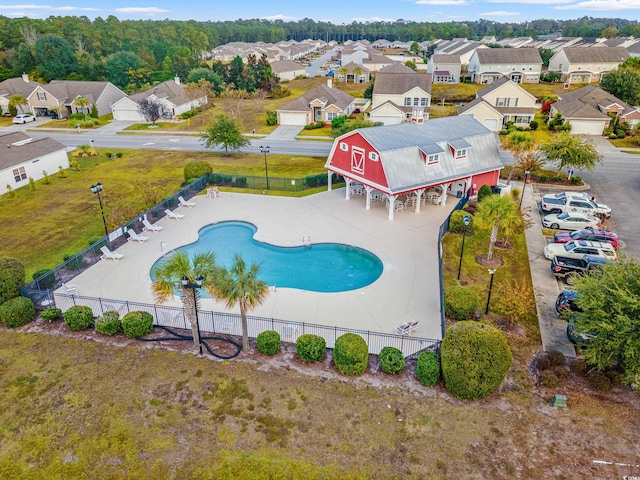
[456,148,467,159]
[448,139,471,159]
[340,142,348,151]
[427,154,439,164]
[419,144,444,166]
[369,152,379,161]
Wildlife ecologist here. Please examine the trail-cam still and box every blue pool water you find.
[151,221,383,292]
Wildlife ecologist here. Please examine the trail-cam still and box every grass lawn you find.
[0,116,14,126]
[609,136,640,149]
[297,126,333,137]
[0,149,326,277]
[431,83,482,102]
[430,105,459,118]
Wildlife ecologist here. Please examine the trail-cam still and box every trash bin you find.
[456,191,463,198]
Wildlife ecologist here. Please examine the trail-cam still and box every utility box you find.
[551,394,568,408]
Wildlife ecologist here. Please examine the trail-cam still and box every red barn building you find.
[325,116,504,220]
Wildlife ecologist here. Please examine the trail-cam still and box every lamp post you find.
[260,145,270,190]
[485,268,496,314]
[90,182,109,239]
[457,214,471,281]
[519,168,531,209]
[181,275,204,355]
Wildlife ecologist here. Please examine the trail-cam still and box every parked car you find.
[567,317,596,345]
[542,212,601,231]
[543,240,617,261]
[12,113,36,124]
[553,227,619,249]
[547,192,612,218]
[539,194,611,219]
[555,289,582,316]
[550,254,608,284]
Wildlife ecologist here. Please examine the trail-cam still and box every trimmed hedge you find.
[64,305,94,331]
[0,257,25,305]
[379,346,405,375]
[296,334,326,363]
[32,268,55,289]
[416,351,440,386]
[0,296,35,328]
[121,311,153,338]
[441,321,512,400]
[40,307,62,322]
[183,161,212,183]
[477,184,492,203]
[95,310,122,335]
[256,330,281,355]
[334,333,369,376]
[448,210,473,234]
[444,286,478,320]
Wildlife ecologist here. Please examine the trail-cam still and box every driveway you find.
[263,125,303,141]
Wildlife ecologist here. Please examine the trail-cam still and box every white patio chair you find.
[283,323,300,341]
[164,209,184,220]
[178,196,195,208]
[142,219,162,232]
[127,230,149,243]
[100,246,124,261]
[63,283,78,295]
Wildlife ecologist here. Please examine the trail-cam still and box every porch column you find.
[365,185,373,210]
[439,183,450,206]
[387,194,397,221]
[327,172,332,192]
[345,178,352,200]
[414,188,426,213]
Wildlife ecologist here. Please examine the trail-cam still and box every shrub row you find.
[61,306,153,338]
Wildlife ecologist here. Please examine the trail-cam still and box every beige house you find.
[0,74,41,115]
[467,48,542,84]
[458,77,536,131]
[548,46,630,84]
[270,60,307,81]
[335,62,370,83]
[426,54,462,83]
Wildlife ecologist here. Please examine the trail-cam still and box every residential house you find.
[627,41,640,58]
[270,60,307,81]
[549,85,640,135]
[426,54,462,83]
[548,46,629,84]
[111,77,207,122]
[0,132,69,195]
[467,48,543,84]
[324,116,504,220]
[369,63,432,125]
[0,74,41,115]
[335,62,370,83]
[496,37,534,48]
[276,78,357,125]
[458,77,536,131]
[27,80,127,119]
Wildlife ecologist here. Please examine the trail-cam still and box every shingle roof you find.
[430,54,461,64]
[561,46,629,63]
[0,76,42,98]
[475,48,542,64]
[373,70,432,95]
[554,85,632,119]
[0,132,67,170]
[128,79,190,107]
[270,60,305,74]
[46,80,115,105]
[277,83,354,113]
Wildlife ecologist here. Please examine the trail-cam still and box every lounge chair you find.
[100,246,124,261]
[178,196,196,208]
[142,219,162,232]
[395,320,419,335]
[63,283,78,295]
[164,209,184,220]
[127,230,149,243]
[207,187,221,198]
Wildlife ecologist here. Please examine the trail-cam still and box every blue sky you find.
[1,0,639,24]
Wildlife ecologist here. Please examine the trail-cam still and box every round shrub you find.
[441,321,513,400]
[333,333,369,376]
[552,366,568,380]
[95,310,122,335]
[477,184,493,203]
[64,305,94,331]
[587,370,611,392]
[444,286,478,321]
[569,358,588,375]
[536,354,551,371]
[121,311,153,338]
[32,268,55,289]
[256,330,281,356]
[416,350,440,386]
[0,296,35,328]
[41,307,62,322]
[546,350,566,367]
[0,257,25,305]
[296,334,326,363]
[183,160,212,183]
[448,210,473,234]
[529,120,538,130]
[540,370,559,388]
[379,346,405,375]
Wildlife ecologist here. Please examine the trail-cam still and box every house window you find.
[420,98,427,106]
[455,149,467,159]
[369,152,379,161]
[327,112,338,121]
[404,97,411,106]
[427,154,439,164]
[13,167,27,182]
[413,98,419,106]
[37,92,46,101]
[496,97,506,107]
[339,142,348,151]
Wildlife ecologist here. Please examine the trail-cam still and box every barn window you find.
[340,142,348,151]
[369,152,379,161]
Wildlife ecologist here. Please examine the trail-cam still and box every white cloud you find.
[352,16,396,22]
[261,13,298,21]
[415,0,468,5]
[488,0,573,3]
[0,4,100,11]
[115,7,170,14]
[556,0,640,9]
[479,10,521,16]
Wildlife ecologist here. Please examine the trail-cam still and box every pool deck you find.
[67,189,454,340]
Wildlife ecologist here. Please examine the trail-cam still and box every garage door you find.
[569,120,606,135]
[113,108,143,122]
[482,118,500,132]
[371,115,402,126]
[279,112,307,125]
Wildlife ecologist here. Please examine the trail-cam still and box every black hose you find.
[136,325,242,359]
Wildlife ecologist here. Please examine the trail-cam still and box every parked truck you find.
[539,193,611,219]
[550,254,608,284]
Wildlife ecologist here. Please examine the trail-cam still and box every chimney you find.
[174,75,180,85]
[327,77,332,89]
[22,72,29,83]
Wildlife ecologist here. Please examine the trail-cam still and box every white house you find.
[0,132,69,195]
[467,48,543,84]
[270,60,307,81]
[548,46,630,83]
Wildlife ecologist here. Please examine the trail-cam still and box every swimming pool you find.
[151,221,383,292]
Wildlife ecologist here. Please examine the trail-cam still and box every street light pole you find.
[260,145,270,190]
[90,182,109,239]
[181,276,204,355]
[485,269,496,314]
[519,168,531,209]
[457,214,471,281]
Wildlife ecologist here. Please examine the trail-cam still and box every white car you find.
[543,192,612,219]
[542,212,601,231]
[543,240,617,261]
[12,113,36,124]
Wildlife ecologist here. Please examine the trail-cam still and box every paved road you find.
[306,46,341,77]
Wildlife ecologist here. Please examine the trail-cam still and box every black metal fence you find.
[53,294,440,358]
[209,173,344,192]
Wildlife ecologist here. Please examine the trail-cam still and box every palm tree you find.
[75,95,89,119]
[474,195,520,261]
[212,254,269,352]
[353,66,362,83]
[502,131,535,184]
[151,251,218,351]
[339,67,349,82]
[9,95,27,115]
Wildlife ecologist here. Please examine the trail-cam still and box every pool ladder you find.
[302,235,311,248]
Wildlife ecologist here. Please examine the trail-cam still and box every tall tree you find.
[600,69,640,106]
[212,254,269,352]
[200,114,249,154]
[474,195,520,261]
[74,95,89,118]
[34,34,78,81]
[104,51,144,89]
[502,131,536,184]
[151,251,218,352]
[138,98,163,124]
[539,133,602,172]
[8,95,27,115]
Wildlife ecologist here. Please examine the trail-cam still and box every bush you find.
[499,129,508,135]
[569,358,588,375]
[266,111,277,126]
[69,113,85,120]
[235,176,247,188]
[540,370,559,387]
[64,305,94,331]
[296,334,326,363]
[441,321,513,400]
[536,355,551,371]
[552,365,568,380]
[40,307,62,322]
[183,161,213,183]
[448,210,473,233]
[333,333,369,376]
[477,184,492,203]
[256,330,281,355]
[416,351,440,386]
[617,132,626,139]
[32,268,55,289]
[587,370,611,392]
[529,120,538,130]
[179,109,197,120]
[0,296,35,328]
[305,175,319,187]
[570,175,582,185]
[95,310,122,335]
[444,286,478,321]
[547,350,566,367]
[0,257,25,304]
[538,174,549,183]
[121,311,154,338]
[609,133,618,139]
[511,187,521,200]
[379,346,405,375]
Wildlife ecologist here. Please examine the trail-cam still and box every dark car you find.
[553,228,619,249]
[550,254,607,284]
[555,289,582,316]
[567,318,596,345]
